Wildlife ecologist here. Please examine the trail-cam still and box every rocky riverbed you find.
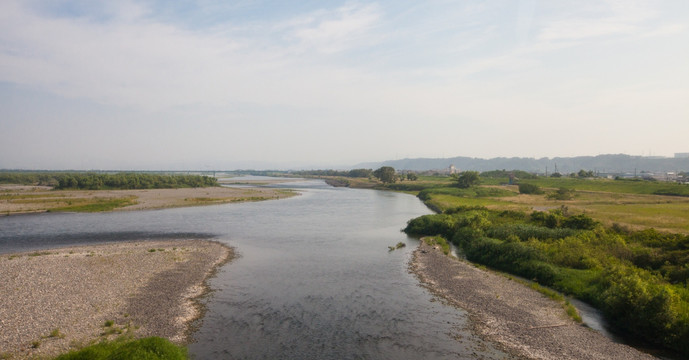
[0,239,231,359]
[410,241,656,360]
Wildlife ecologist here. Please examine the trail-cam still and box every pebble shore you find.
[410,241,656,360]
[0,240,232,359]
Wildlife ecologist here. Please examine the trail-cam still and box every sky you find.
[1,0,688,170]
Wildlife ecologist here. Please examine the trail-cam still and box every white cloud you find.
[289,3,381,53]
[538,0,660,41]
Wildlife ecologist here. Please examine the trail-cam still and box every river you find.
[0,179,509,359]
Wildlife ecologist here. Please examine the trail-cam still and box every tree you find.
[456,171,480,188]
[407,173,418,181]
[578,169,594,178]
[373,166,397,183]
[518,183,543,194]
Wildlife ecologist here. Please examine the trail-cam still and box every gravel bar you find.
[0,239,232,359]
[410,241,656,360]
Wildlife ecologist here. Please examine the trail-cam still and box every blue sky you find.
[1,0,688,170]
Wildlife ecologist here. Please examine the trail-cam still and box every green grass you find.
[424,194,526,213]
[48,198,136,213]
[53,337,187,360]
[423,236,451,255]
[523,177,689,196]
[585,203,689,232]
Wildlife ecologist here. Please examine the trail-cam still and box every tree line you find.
[0,172,218,190]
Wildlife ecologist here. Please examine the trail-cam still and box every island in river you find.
[0,184,295,215]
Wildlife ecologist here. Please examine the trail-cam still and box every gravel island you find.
[0,240,232,359]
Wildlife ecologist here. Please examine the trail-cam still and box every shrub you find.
[404,214,457,238]
[486,224,576,241]
[518,183,543,194]
[561,214,597,230]
[547,187,574,200]
[531,211,560,228]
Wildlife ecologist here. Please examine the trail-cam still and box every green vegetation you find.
[373,166,397,184]
[455,171,481,188]
[521,177,689,197]
[546,187,575,200]
[47,328,65,339]
[388,242,406,251]
[480,170,538,180]
[0,172,218,190]
[53,337,187,360]
[404,205,689,354]
[518,183,543,195]
[423,236,451,255]
[48,198,136,213]
[293,169,373,178]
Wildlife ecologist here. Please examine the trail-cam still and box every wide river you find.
[0,179,510,359]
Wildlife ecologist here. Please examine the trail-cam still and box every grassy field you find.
[375,176,689,234]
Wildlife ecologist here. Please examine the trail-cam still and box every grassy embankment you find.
[362,173,689,355]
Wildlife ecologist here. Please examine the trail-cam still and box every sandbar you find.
[0,239,232,359]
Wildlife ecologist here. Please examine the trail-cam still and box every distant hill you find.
[354,154,689,174]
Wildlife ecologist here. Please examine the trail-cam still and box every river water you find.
[0,179,509,359]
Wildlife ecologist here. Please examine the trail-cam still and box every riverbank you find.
[0,239,232,359]
[410,241,655,360]
[0,185,295,215]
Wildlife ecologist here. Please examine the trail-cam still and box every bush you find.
[547,187,574,200]
[404,214,457,238]
[561,214,597,230]
[486,223,576,241]
[518,183,543,194]
[531,211,560,228]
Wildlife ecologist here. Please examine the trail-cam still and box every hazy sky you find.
[1,0,688,170]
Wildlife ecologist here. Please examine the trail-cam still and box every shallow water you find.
[0,179,509,359]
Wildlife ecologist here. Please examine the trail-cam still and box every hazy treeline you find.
[0,172,218,190]
[292,169,373,178]
[405,206,689,354]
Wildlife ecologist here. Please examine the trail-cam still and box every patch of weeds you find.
[564,300,582,322]
[104,320,114,327]
[423,236,450,255]
[388,242,406,251]
[54,336,187,360]
[7,255,18,260]
[157,248,164,252]
[31,340,41,349]
[148,249,156,253]
[28,251,51,257]
[0,352,13,359]
[46,328,65,339]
